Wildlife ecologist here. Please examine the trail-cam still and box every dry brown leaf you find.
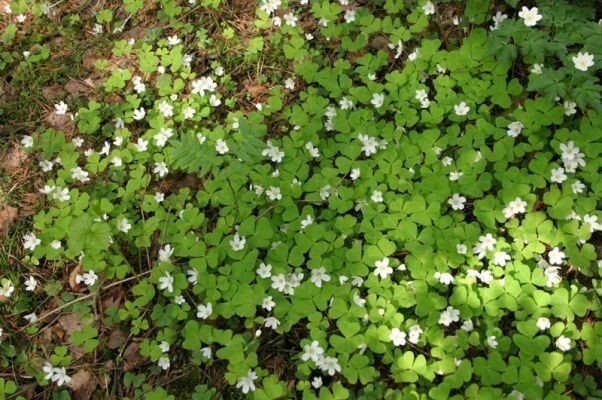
[42,84,65,100]
[45,112,73,132]
[0,205,18,239]
[108,329,128,349]
[67,369,96,400]
[69,264,85,292]
[58,313,84,337]
[4,142,28,175]
[123,342,148,371]
[65,81,89,96]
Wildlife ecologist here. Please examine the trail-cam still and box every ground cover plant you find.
[0,0,601,398]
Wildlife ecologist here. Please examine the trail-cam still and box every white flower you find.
[230,233,246,251]
[71,167,90,182]
[158,272,174,293]
[182,106,196,119]
[54,101,68,115]
[490,11,508,30]
[153,162,169,177]
[390,328,407,346]
[305,141,320,158]
[536,317,551,330]
[43,362,55,380]
[408,49,420,61]
[159,341,170,354]
[23,232,41,251]
[340,97,354,109]
[259,0,281,15]
[454,102,470,116]
[371,190,383,203]
[310,267,331,288]
[266,186,282,201]
[503,197,527,219]
[201,347,212,359]
[507,121,524,138]
[319,185,331,201]
[158,101,174,118]
[548,247,565,265]
[350,168,361,180]
[117,218,131,233]
[461,319,474,332]
[408,324,423,344]
[284,78,295,90]
[371,93,385,108]
[24,276,37,291]
[24,313,38,323]
[572,52,594,72]
[434,272,454,285]
[191,76,217,96]
[110,156,122,167]
[353,292,366,307]
[311,376,323,389]
[478,269,494,284]
[21,135,34,148]
[583,214,601,232]
[486,335,498,349]
[236,370,258,394]
[283,12,297,26]
[158,355,170,370]
[262,141,285,163]
[358,133,379,157]
[438,306,460,326]
[0,279,14,298]
[154,192,165,203]
[374,257,393,279]
[133,107,146,120]
[555,335,571,352]
[174,295,186,305]
[344,9,355,23]
[301,340,325,363]
[257,263,272,279]
[262,296,276,311]
[422,1,435,15]
[493,251,511,266]
[197,302,212,319]
[550,167,567,183]
[215,139,229,154]
[51,367,71,387]
[152,128,173,150]
[571,180,585,194]
[518,6,542,27]
[449,171,463,181]
[75,271,98,286]
[72,137,84,147]
[134,138,148,152]
[167,35,180,46]
[448,193,466,210]
[479,233,497,251]
[456,244,467,254]
[564,101,577,116]
[531,64,544,74]
[300,215,314,230]
[318,356,341,376]
[265,316,280,330]
[50,240,62,249]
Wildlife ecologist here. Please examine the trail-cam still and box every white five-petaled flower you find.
[154,127,174,147]
[550,167,567,183]
[493,251,511,266]
[153,162,169,178]
[262,141,285,163]
[262,296,276,311]
[300,214,314,230]
[371,93,384,108]
[555,335,571,352]
[197,302,212,319]
[507,121,524,138]
[438,306,460,326]
[536,317,551,330]
[503,197,527,219]
[312,376,323,389]
[310,267,331,288]
[257,263,272,279]
[236,370,258,394]
[158,244,173,263]
[434,271,454,285]
[422,1,435,15]
[54,101,68,115]
[318,356,341,376]
[215,139,229,155]
[301,340,324,363]
[266,186,282,201]
[229,233,246,251]
[158,355,170,370]
[518,6,542,27]
[390,328,406,346]
[134,138,148,152]
[75,271,98,286]
[117,218,131,233]
[265,316,280,329]
[448,193,466,210]
[71,167,90,183]
[486,335,498,349]
[548,247,566,265]
[24,276,37,291]
[371,190,383,203]
[133,107,145,120]
[572,52,594,72]
[358,133,379,157]
[454,102,470,116]
[374,257,393,279]
[23,232,41,251]
[158,272,174,293]
[191,76,217,96]
[50,367,71,387]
